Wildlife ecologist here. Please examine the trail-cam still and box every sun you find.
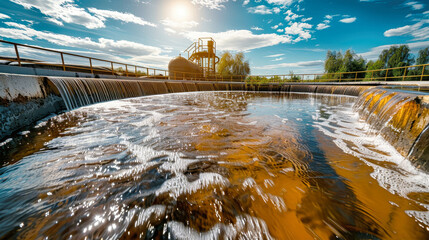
[174,4,189,20]
[169,1,192,21]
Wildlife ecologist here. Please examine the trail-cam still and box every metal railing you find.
[0,39,169,78]
[0,39,428,83]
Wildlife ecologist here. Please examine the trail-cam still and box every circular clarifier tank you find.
[1,91,429,239]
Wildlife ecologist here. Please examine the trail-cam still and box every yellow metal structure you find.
[184,37,219,76]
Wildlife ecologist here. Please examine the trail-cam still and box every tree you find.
[416,47,429,65]
[411,47,429,80]
[376,45,415,78]
[217,51,250,79]
[217,52,233,76]
[339,50,366,79]
[324,50,342,73]
[365,59,385,80]
[324,49,366,80]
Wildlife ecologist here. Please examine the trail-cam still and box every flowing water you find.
[1,91,429,239]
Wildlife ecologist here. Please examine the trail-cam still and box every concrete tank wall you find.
[0,74,64,139]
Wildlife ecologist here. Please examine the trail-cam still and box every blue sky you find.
[0,0,428,75]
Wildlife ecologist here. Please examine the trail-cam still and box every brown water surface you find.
[0,92,428,239]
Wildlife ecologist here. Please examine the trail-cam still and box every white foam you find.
[406,210,429,231]
[33,113,57,128]
[130,111,167,127]
[314,102,429,227]
[167,214,273,240]
[156,173,229,199]
[159,152,199,174]
[242,178,286,212]
[237,121,257,125]
[0,138,12,147]
[135,205,166,227]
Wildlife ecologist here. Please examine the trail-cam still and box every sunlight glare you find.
[170,2,191,21]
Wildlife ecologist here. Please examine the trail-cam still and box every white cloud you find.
[301,17,312,22]
[360,40,429,60]
[191,0,229,10]
[248,5,274,14]
[164,27,176,33]
[0,13,10,19]
[405,1,424,10]
[46,18,64,26]
[0,22,164,58]
[384,25,413,37]
[316,15,333,30]
[183,30,292,51]
[284,22,312,40]
[130,55,173,68]
[284,10,302,21]
[266,54,284,57]
[135,0,150,4]
[266,0,294,6]
[316,23,330,30]
[9,0,155,29]
[243,0,250,5]
[317,14,354,29]
[87,8,156,27]
[384,19,429,40]
[254,60,324,70]
[339,17,356,23]
[251,26,263,31]
[161,18,198,29]
[291,47,326,52]
[10,0,105,29]
[272,57,283,61]
[0,27,33,40]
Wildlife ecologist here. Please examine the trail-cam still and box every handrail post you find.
[385,69,388,81]
[111,62,114,75]
[89,58,93,74]
[147,68,149,76]
[421,65,426,81]
[125,65,129,77]
[402,67,407,81]
[14,44,21,67]
[371,71,374,81]
[355,72,358,81]
[60,53,65,71]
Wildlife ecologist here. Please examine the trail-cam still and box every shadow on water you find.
[291,99,385,239]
